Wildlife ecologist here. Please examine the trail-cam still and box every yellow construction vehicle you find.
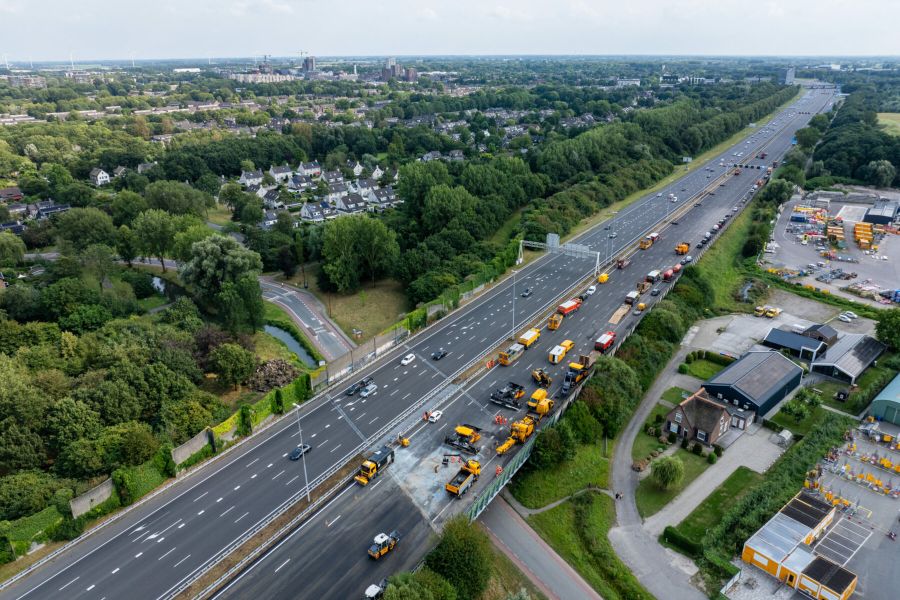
[444,424,482,454]
[496,416,537,455]
[527,389,554,419]
[675,242,690,255]
[597,273,609,284]
[355,446,394,486]
[765,307,782,318]
[499,343,525,365]
[367,530,401,559]
[445,459,481,497]
[548,313,563,330]
[561,353,598,395]
[754,305,767,317]
[518,328,541,349]
[532,368,552,387]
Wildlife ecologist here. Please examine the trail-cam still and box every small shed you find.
[869,373,900,426]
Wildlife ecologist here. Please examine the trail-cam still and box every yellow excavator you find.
[531,368,552,387]
[496,416,537,455]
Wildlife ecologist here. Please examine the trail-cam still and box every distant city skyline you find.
[1,0,898,62]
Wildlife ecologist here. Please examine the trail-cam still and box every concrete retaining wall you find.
[69,478,114,518]
[172,428,212,465]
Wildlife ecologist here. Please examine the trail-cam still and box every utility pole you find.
[292,403,311,502]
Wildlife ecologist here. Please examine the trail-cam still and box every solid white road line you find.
[235,512,249,523]
[158,547,176,561]
[58,577,79,591]
[192,492,207,503]
[219,506,234,518]
[274,558,291,573]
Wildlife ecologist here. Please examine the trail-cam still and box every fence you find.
[69,479,114,519]
[310,327,410,391]
[171,428,213,466]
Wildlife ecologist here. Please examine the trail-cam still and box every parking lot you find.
[765,195,900,307]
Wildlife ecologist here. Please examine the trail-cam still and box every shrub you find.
[424,517,491,599]
[692,442,703,456]
[667,431,676,444]
[707,452,717,464]
[654,413,664,424]
[713,445,724,457]
[237,404,253,437]
[51,515,86,541]
[677,363,690,375]
[112,468,137,506]
[652,455,685,490]
[662,525,701,557]
[680,436,689,449]
[154,442,177,478]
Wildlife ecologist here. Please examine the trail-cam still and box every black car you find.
[345,376,375,396]
[521,288,533,298]
[431,349,448,360]
[289,444,311,460]
[670,220,679,225]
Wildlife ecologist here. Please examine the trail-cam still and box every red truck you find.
[594,331,616,353]
[557,298,583,316]
[662,269,675,282]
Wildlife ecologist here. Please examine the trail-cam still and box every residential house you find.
[322,170,344,185]
[319,201,338,220]
[664,389,748,446]
[38,203,70,219]
[239,170,264,186]
[300,202,325,223]
[297,161,322,177]
[421,150,442,162]
[371,165,384,180]
[352,178,377,195]
[137,162,157,174]
[269,164,293,183]
[0,221,25,235]
[89,168,111,186]
[262,189,284,210]
[327,182,349,203]
[262,211,280,229]
[801,324,839,348]
[288,174,314,194]
[5,203,27,218]
[367,186,398,211]
[335,193,368,214]
[0,186,24,202]
[346,160,364,177]
[447,149,465,161]
[113,166,128,178]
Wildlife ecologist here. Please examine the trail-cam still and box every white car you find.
[360,383,378,398]
[843,311,858,319]
[838,315,852,323]
[586,285,596,296]
[428,410,443,423]
[400,353,416,366]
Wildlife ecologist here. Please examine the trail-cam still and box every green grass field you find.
[631,403,673,460]
[672,466,763,543]
[662,387,691,404]
[692,203,758,312]
[635,450,709,518]
[770,405,828,436]
[684,359,724,380]
[206,203,233,226]
[509,444,610,509]
[878,113,900,137]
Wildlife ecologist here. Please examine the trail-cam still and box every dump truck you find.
[625,290,640,305]
[518,328,541,349]
[548,339,574,364]
[672,263,683,274]
[496,416,537,455]
[355,446,395,486]
[662,268,675,282]
[368,530,401,560]
[548,313,563,330]
[646,270,661,283]
[594,331,616,353]
[490,382,525,409]
[532,368,552,387]
[527,389,554,419]
[445,459,481,497]
[675,242,690,255]
[561,353,598,395]
[636,281,651,295]
[616,257,631,270]
[444,424,482,454]
[499,343,525,365]
[639,236,653,250]
[557,298,582,316]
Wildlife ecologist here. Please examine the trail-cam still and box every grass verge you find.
[302,276,408,342]
[206,203,233,226]
[527,492,653,600]
[684,359,724,380]
[635,449,709,518]
[671,466,764,543]
[770,405,828,437]
[508,444,610,509]
[662,386,691,404]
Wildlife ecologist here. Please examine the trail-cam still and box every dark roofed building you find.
[864,199,899,225]
[780,491,834,529]
[664,389,732,446]
[0,186,24,201]
[802,323,838,347]
[762,328,826,360]
[704,351,803,416]
[801,556,857,600]
[810,334,885,385]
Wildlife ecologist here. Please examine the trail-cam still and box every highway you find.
[0,88,835,600]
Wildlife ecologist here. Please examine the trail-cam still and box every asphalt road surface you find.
[1,88,834,600]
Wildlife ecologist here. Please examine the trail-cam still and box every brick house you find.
[664,389,736,446]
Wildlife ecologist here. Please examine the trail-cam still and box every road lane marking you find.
[282,452,288,457]
[132,531,149,543]
[266,463,273,468]
[135,552,143,558]
[234,485,240,491]
[86,585,95,592]
[274,558,291,573]
[310,433,317,438]
[402,393,411,400]
[235,512,249,523]
[287,475,299,485]
[326,515,341,527]
[246,458,259,468]
[272,470,285,480]
[59,577,79,591]
[197,510,204,516]
[192,492,207,502]
[220,506,234,517]
[158,547,176,561]
[250,473,257,479]
[216,497,223,502]
[325,423,331,429]
[369,417,379,424]
[111,568,119,574]
[173,554,191,568]
[178,523,185,529]
[370,480,382,491]
[330,444,342,453]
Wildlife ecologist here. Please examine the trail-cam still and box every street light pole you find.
[511,270,516,338]
[292,403,311,502]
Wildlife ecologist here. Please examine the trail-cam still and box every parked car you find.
[360,383,378,398]
[346,376,374,396]
[843,311,858,319]
[838,315,852,323]
[400,353,416,366]
[289,444,311,460]
[431,349,447,360]
[428,410,443,423]
[586,285,596,296]
[521,288,533,298]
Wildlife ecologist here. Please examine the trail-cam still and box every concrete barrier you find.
[69,478,114,518]
[172,428,212,465]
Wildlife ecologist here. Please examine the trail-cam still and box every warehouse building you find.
[742,492,857,600]
[704,351,803,416]
[762,328,826,360]
[863,199,899,225]
[869,373,900,426]
[810,334,886,385]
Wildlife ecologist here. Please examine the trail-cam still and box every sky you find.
[1,0,898,62]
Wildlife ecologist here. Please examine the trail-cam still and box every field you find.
[509,444,610,509]
[770,405,828,436]
[877,113,900,137]
[684,359,724,380]
[692,202,758,312]
[670,466,764,543]
[305,276,409,341]
[635,449,709,518]
[631,403,673,460]
[206,203,234,226]
[662,387,691,404]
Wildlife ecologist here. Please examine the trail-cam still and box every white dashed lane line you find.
[173,554,191,568]
[220,506,234,517]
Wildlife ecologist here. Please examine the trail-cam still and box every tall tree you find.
[0,231,26,266]
[875,308,900,351]
[652,455,684,490]
[144,180,213,217]
[55,207,118,252]
[179,235,262,304]
[133,209,177,271]
[209,343,256,390]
